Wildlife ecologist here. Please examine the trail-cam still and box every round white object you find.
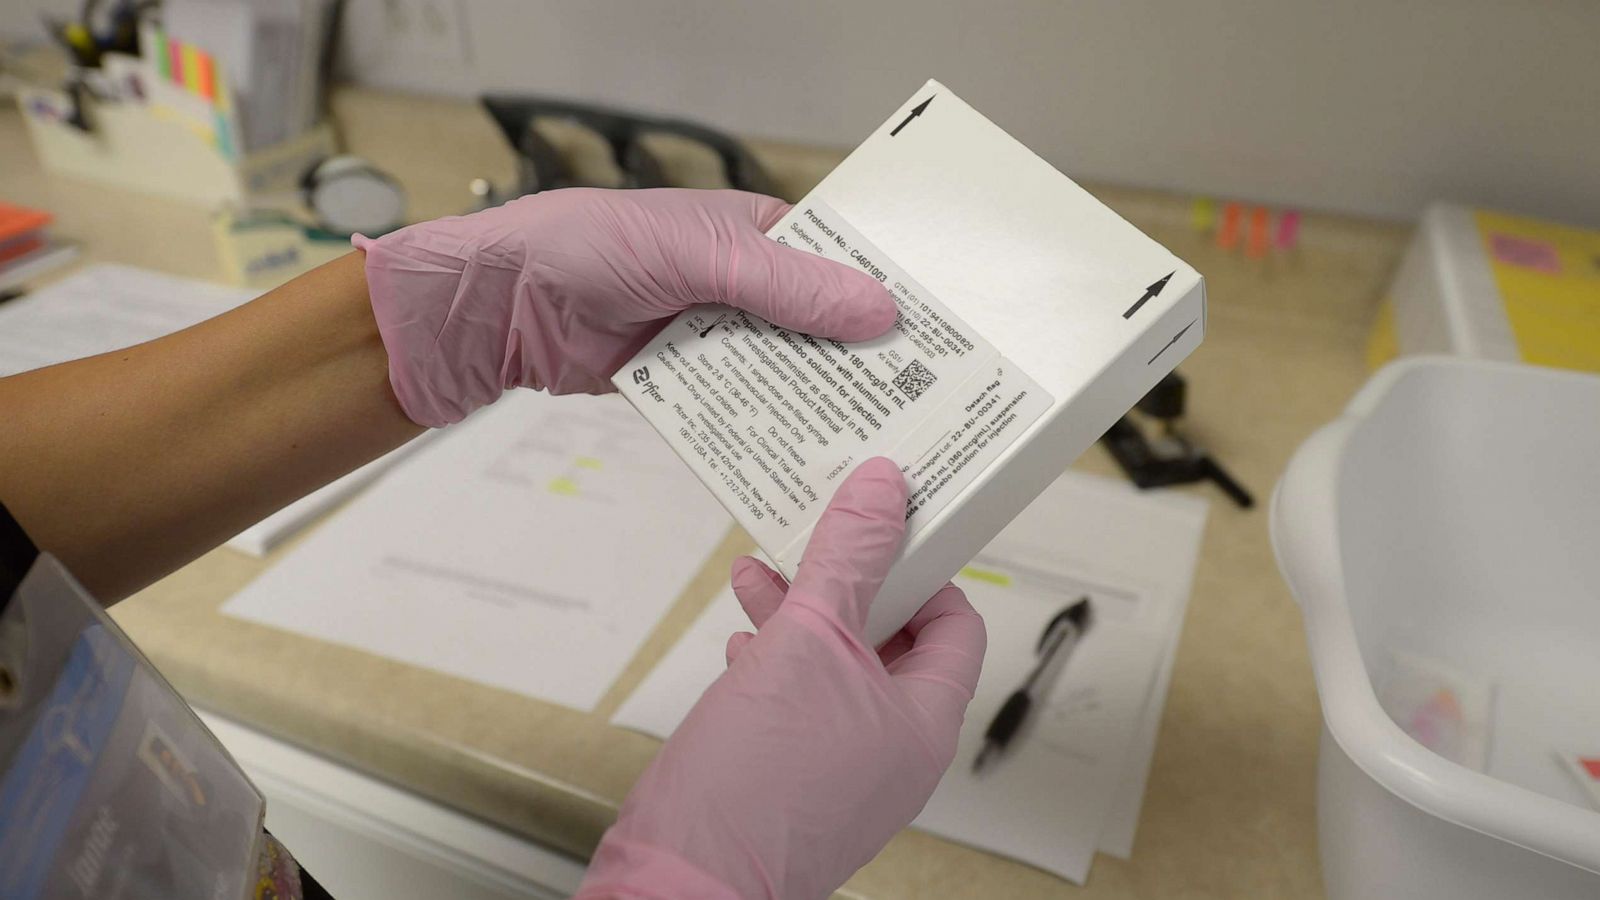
[307,156,407,235]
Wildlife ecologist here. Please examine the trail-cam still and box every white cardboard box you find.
[1387,204,1521,361]
[615,79,1205,643]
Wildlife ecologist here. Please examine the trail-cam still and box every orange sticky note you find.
[1247,207,1271,258]
[1217,202,1243,251]
[194,49,215,101]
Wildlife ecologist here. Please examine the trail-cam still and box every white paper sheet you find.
[611,471,1207,882]
[610,582,747,738]
[223,433,439,557]
[223,389,733,711]
[916,560,1163,883]
[0,264,254,377]
[1096,600,1187,859]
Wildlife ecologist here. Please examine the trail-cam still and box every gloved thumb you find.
[725,556,790,666]
[724,207,898,343]
[730,556,788,629]
[884,584,986,729]
[787,457,908,636]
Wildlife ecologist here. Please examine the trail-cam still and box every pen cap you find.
[1039,598,1091,651]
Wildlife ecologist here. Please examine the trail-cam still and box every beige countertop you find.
[0,86,1408,898]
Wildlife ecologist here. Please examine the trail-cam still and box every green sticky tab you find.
[547,477,580,496]
[959,567,1011,586]
[154,30,170,78]
[212,107,234,160]
[574,456,603,470]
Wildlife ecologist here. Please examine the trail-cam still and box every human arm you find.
[0,188,893,603]
[0,253,420,601]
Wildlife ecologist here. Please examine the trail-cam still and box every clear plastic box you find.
[1272,357,1600,899]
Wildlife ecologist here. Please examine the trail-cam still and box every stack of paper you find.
[224,390,735,712]
[613,471,1208,884]
[0,201,78,293]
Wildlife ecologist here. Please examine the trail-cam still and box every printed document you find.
[224,390,733,711]
[613,470,1207,882]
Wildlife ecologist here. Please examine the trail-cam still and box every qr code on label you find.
[892,359,938,401]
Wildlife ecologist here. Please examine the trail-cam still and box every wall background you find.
[6,0,1597,225]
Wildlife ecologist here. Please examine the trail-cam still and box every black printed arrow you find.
[1148,319,1197,365]
[1123,271,1174,319]
[698,313,726,339]
[890,95,935,136]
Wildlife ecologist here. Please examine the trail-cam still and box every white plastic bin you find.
[1271,357,1600,900]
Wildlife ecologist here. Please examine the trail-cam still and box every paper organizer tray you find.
[16,63,335,208]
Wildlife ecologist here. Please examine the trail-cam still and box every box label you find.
[621,200,1053,563]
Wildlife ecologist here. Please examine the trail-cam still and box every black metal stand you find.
[1101,372,1254,509]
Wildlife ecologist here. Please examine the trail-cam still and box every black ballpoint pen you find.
[972,597,1091,773]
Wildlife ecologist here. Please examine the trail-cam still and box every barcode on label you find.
[893,359,938,401]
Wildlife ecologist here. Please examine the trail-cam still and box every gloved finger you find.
[724,631,756,666]
[730,556,788,629]
[885,584,987,721]
[748,195,792,232]
[788,457,908,635]
[722,201,898,343]
[875,629,917,667]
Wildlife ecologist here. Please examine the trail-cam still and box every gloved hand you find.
[575,458,986,900]
[355,188,896,427]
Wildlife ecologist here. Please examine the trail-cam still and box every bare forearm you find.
[0,252,423,601]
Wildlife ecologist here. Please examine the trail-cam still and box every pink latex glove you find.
[355,188,897,427]
[575,458,986,900]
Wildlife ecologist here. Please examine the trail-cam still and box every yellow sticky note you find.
[958,566,1011,586]
[1366,299,1400,371]
[547,477,580,496]
[1190,196,1217,232]
[575,456,603,470]
[214,70,231,113]
[181,44,203,96]
[1475,210,1600,373]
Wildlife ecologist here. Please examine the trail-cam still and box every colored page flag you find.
[167,36,185,85]
[1560,751,1600,811]
[194,49,215,101]
[181,43,203,95]
[152,29,170,79]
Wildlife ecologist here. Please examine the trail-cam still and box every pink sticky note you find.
[1489,233,1562,274]
[168,39,185,85]
[1275,210,1301,249]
